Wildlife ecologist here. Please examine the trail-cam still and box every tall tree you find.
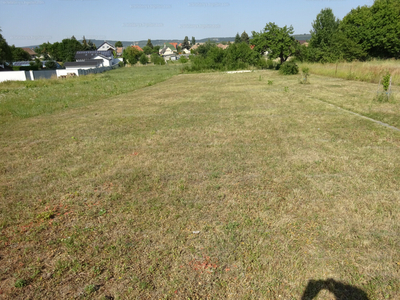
[88,40,97,50]
[191,36,196,46]
[142,46,153,55]
[146,39,153,49]
[0,28,12,64]
[10,45,31,61]
[82,36,90,51]
[340,0,400,58]
[182,36,190,49]
[241,31,250,44]
[251,22,297,64]
[309,8,340,48]
[234,33,241,43]
[115,41,123,47]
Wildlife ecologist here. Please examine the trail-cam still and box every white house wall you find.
[92,56,109,67]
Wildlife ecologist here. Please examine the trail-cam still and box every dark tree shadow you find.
[302,278,370,300]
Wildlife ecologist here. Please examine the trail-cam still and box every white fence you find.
[0,71,27,83]
[0,65,119,83]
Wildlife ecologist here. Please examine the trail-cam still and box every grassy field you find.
[1,65,400,299]
[298,60,400,86]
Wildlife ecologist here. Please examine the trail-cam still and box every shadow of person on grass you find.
[301,278,370,300]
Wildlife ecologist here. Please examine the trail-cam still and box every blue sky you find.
[1,0,372,47]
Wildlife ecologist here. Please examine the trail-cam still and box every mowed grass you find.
[0,64,182,125]
[1,66,400,299]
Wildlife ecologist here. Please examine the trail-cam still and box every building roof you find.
[97,41,116,51]
[298,40,309,46]
[116,47,124,54]
[75,50,113,60]
[169,42,178,49]
[64,59,103,68]
[217,44,229,50]
[13,61,62,68]
[131,45,143,52]
[21,48,37,56]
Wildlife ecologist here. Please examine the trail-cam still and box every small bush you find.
[300,67,310,84]
[382,73,391,91]
[279,61,299,75]
[118,61,124,67]
[179,56,188,64]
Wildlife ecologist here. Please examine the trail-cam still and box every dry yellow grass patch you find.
[1,68,400,299]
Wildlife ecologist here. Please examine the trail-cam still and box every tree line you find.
[1,0,399,68]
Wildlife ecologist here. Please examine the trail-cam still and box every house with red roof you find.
[131,45,143,52]
[169,42,178,50]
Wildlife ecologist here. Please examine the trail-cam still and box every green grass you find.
[1,65,400,299]
[0,64,182,125]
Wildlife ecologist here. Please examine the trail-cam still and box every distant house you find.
[217,44,229,50]
[131,45,143,52]
[64,59,104,70]
[298,40,309,47]
[97,42,116,52]
[75,50,117,67]
[159,43,177,58]
[21,48,37,59]
[169,42,178,50]
[116,47,124,57]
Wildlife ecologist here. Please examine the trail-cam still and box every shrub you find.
[179,56,188,64]
[279,61,299,75]
[300,67,310,84]
[118,61,124,67]
[266,59,275,69]
[382,73,391,91]
[139,53,148,65]
[151,53,165,65]
[45,61,57,69]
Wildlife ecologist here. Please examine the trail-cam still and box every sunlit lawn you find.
[1,66,400,299]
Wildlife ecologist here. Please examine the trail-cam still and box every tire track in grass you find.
[311,96,400,133]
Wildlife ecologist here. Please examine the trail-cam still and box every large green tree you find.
[142,46,153,55]
[234,33,241,44]
[146,39,153,49]
[0,28,12,64]
[251,22,297,64]
[340,0,400,58]
[115,41,123,47]
[303,7,366,62]
[10,45,31,61]
[309,8,340,48]
[122,46,142,64]
[191,36,196,46]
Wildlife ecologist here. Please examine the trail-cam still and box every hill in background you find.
[23,34,311,49]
